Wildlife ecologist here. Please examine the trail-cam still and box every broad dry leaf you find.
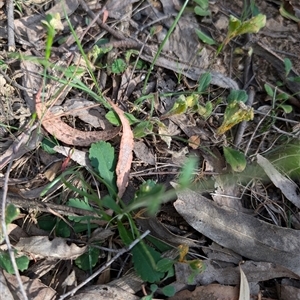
[138,8,239,89]
[70,284,139,300]
[158,120,180,148]
[15,236,86,260]
[169,284,239,300]
[107,99,134,198]
[62,98,112,129]
[213,174,243,210]
[174,260,298,286]
[35,88,120,146]
[278,279,300,300]
[174,188,300,276]
[203,242,242,264]
[4,271,57,300]
[0,270,14,300]
[105,0,139,20]
[257,154,300,208]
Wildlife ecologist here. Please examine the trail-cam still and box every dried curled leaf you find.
[35,88,120,146]
[106,99,134,198]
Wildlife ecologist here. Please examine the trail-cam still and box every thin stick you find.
[6,0,15,51]
[1,133,31,300]
[79,0,126,40]
[1,192,100,218]
[0,68,32,92]
[59,230,150,300]
[78,7,106,44]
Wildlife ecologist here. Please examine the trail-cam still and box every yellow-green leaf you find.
[224,14,266,46]
[217,101,254,135]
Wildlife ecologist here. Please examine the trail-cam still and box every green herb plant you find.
[194,0,266,55]
[0,204,29,274]
[264,83,292,114]
[5,9,210,292]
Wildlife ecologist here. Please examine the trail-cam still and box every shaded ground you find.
[1,0,300,299]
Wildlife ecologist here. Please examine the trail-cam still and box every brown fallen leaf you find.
[106,98,134,198]
[35,88,120,146]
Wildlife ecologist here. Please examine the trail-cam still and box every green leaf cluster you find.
[225,14,266,46]
[118,221,175,283]
[193,0,211,17]
[0,251,29,274]
[0,204,29,274]
[217,13,266,55]
[162,73,213,119]
[264,84,292,114]
[111,58,127,74]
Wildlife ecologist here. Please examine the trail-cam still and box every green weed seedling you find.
[41,13,64,62]
[264,84,292,114]
[160,72,213,120]
[223,146,247,173]
[194,8,266,52]
[0,204,29,274]
[193,0,216,45]
[193,0,211,17]
[284,58,300,89]
[217,13,266,55]
[215,89,253,172]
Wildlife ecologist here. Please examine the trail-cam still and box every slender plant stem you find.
[1,128,35,300]
[142,0,190,94]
